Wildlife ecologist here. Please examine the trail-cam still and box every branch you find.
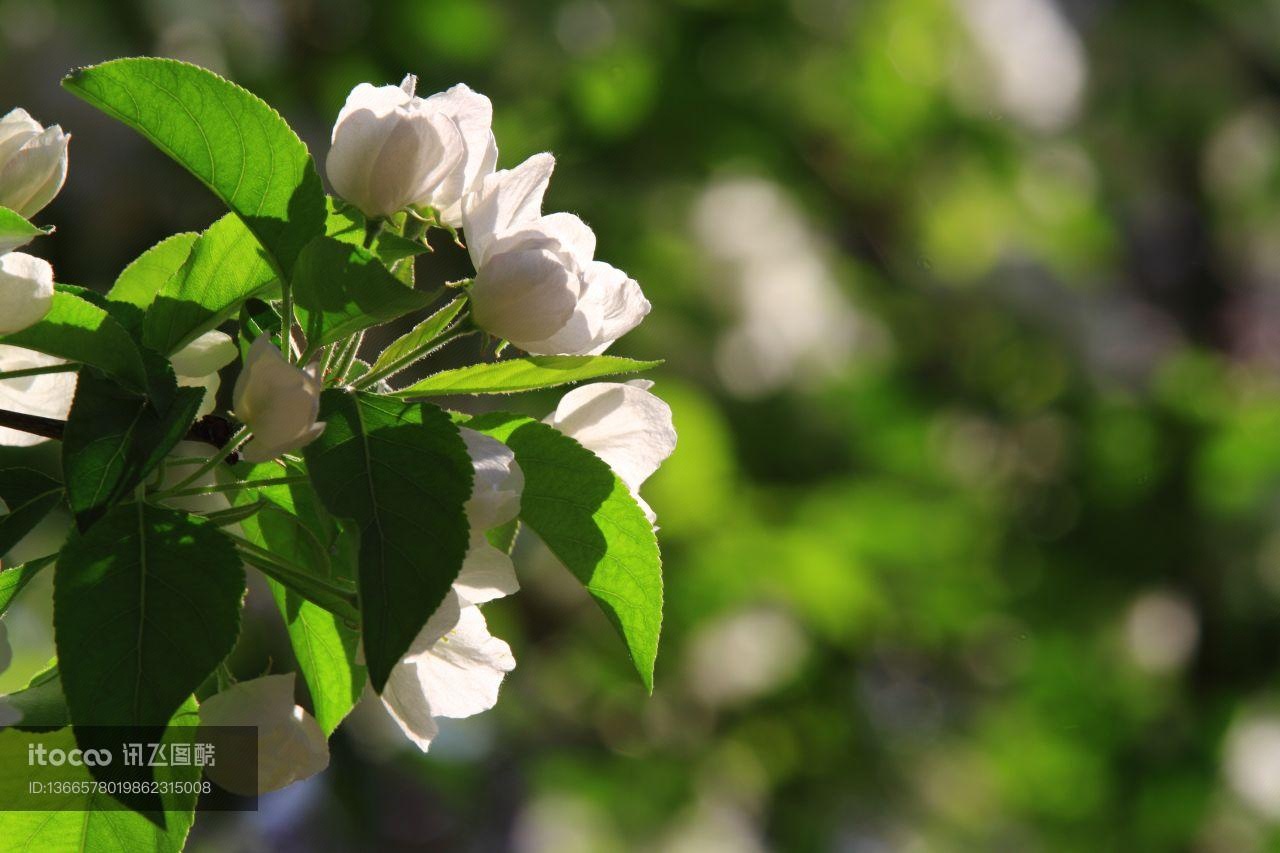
[0,409,240,449]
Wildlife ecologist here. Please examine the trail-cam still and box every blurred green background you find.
[8,0,1280,848]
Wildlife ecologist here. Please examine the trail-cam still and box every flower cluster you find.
[0,72,676,795]
[328,77,651,357]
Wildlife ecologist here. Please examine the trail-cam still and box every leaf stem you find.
[328,331,364,385]
[153,424,249,497]
[229,535,360,623]
[0,363,79,381]
[352,326,476,390]
[160,475,308,499]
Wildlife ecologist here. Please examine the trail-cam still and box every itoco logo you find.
[27,743,112,766]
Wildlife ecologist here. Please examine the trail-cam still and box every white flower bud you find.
[198,674,329,795]
[232,336,325,463]
[326,77,464,220]
[545,381,676,523]
[0,108,69,219]
[171,330,238,418]
[0,252,53,335]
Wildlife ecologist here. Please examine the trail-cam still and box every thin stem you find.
[280,282,295,361]
[154,425,249,497]
[352,327,476,390]
[0,363,79,381]
[159,475,307,500]
[328,331,363,386]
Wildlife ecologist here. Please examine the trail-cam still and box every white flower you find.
[415,83,497,226]
[0,345,74,447]
[379,428,523,750]
[0,252,53,335]
[456,428,523,606]
[198,674,329,795]
[326,76,464,220]
[0,108,68,219]
[460,427,522,532]
[381,590,516,751]
[462,157,649,355]
[170,330,238,418]
[461,152,556,268]
[544,380,676,523]
[232,336,325,463]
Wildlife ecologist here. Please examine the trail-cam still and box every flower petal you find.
[462,152,555,267]
[545,381,676,495]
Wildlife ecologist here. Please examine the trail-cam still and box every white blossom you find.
[0,345,74,447]
[199,673,329,795]
[381,590,516,751]
[379,428,523,750]
[416,83,498,226]
[232,336,325,463]
[0,252,53,335]
[170,330,238,418]
[462,157,649,355]
[326,76,464,220]
[0,108,68,219]
[544,380,676,523]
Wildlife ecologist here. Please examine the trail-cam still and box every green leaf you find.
[324,195,365,244]
[0,697,202,850]
[293,236,434,349]
[0,467,63,556]
[468,413,663,691]
[143,214,278,356]
[55,505,243,798]
[0,205,52,254]
[238,298,282,362]
[0,555,54,616]
[366,296,468,382]
[232,460,363,733]
[63,57,326,276]
[304,390,472,692]
[5,665,70,731]
[396,355,662,397]
[0,290,148,392]
[62,357,204,528]
[107,232,200,335]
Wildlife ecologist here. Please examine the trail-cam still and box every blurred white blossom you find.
[684,606,808,707]
[1123,589,1199,674]
[1224,708,1280,820]
[692,176,869,397]
[954,0,1086,132]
